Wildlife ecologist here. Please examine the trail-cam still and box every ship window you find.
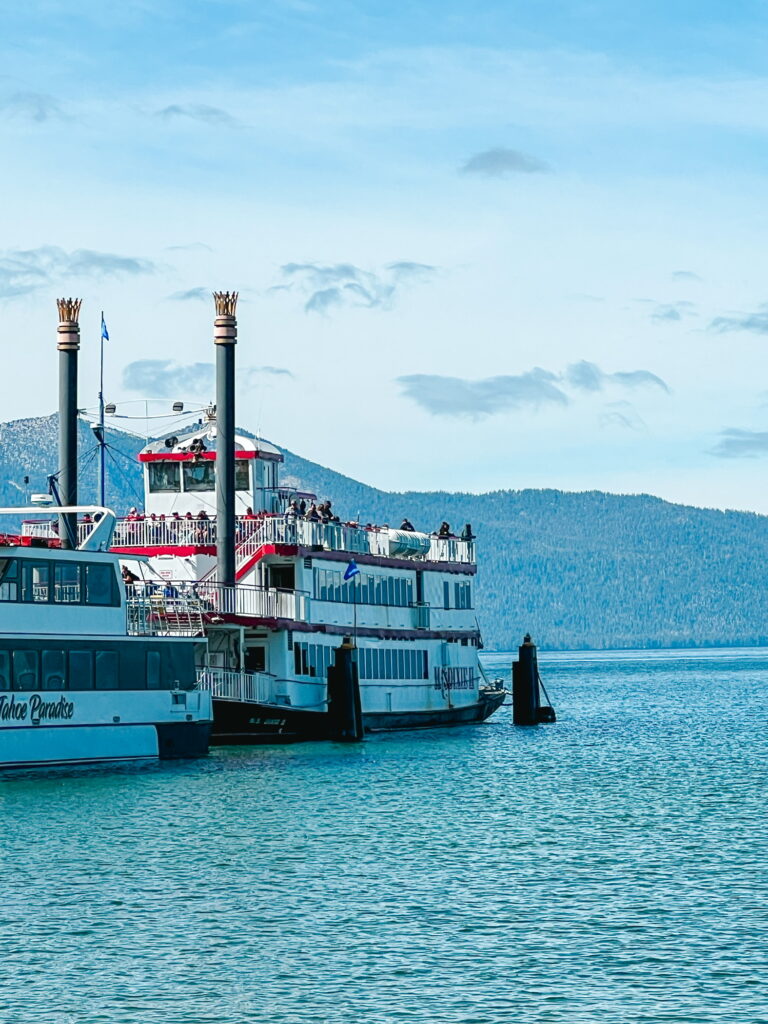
[69,651,93,689]
[443,581,450,610]
[0,558,18,602]
[183,461,215,492]
[13,649,38,690]
[85,564,116,606]
[55,563,81,603]
[42,650,66,690]
[0,651,10,690]
[146,651,162,689]
[148,462,181,493]
[22,561,51,603]
[95,650,119,689]
[235,462,250,491]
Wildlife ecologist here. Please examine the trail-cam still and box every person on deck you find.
[400,518,415,531]
[438,521,452,538]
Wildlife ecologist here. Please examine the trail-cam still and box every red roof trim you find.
[138,451,262,463]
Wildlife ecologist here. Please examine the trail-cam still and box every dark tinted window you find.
[22,562,51,603]
[0,559,18,602]
[183,462,215,492]
[42,650,66,690]
[95,651,119,689]
[13,649,38,690]
[0,651,10,690]
[55,563,81,603]
[235,461,250,491]
[86,564,116,606]
[69,651,93,689]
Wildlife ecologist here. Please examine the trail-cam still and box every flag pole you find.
[98,310,106,506]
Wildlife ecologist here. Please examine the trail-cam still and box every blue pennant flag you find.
[101,314,109,341]
[343,559,360,581]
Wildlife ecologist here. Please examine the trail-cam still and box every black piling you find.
[56,298,82,549]
[213,291,238,586]
[326,638,364,741]
[512,633,556,725]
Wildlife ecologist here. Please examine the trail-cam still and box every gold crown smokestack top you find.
[213,291,238,586]
[56,297,82,549]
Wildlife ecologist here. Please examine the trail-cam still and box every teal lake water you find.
[1,648,767,1023]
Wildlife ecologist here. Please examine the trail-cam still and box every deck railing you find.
[135,580,310,622]
[197,667,280,705]
[22,515,476,564]
[126,590,205,636]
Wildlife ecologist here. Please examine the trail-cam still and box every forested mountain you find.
[2,413,767,652]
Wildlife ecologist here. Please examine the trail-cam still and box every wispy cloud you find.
[0,246,156,299]
[710,428,768,458]
[599,401,646,431]
[565,360,670,394]
[164,243,214,253]
[459,146,550,176]
[709,304,768,334]
[166,287,209,302]
[155,104,240,127]
[0,92,67,123]
[274,260,437,315]
[398,369,566,419]
[672,270,702,282]
[399,361,669,419]
[122,360,293,398]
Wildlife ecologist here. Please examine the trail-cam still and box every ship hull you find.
[211,689,506,744]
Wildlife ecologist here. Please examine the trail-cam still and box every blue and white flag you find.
[343,559,360,581]
[101,314,109,341]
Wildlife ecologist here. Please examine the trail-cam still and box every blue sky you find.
[3,1,768,511]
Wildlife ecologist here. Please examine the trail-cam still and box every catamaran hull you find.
[211,689,506,744]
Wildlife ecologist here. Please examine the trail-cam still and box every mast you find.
[213,291,238,586]
[98,309,106,506]
[56,297,82,549]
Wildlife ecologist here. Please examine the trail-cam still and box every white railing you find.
[146,580,309,622]
[126,590,205,636]
[197,667,281,705]
[22,515,476,565]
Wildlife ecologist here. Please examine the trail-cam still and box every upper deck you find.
[23,515,476,567]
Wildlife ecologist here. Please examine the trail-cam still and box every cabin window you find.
[0,559,18,602]
[69,651,94,689]
[42,650,66,690]
[13,650,38,690]
[183,461,215,492]
[148,462,181,492]
[0,651,10,690]
[95,651,119,689]
[55,563,81,603]
[146,651,162,689]
[235,462,250,491]
[22,562,51,603]
[443,581,450,610]
[85,564,116,606]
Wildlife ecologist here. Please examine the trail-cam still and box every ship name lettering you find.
[0,694,75,722]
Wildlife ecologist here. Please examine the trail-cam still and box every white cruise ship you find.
[29,416,505,742]
[2,506,212,768]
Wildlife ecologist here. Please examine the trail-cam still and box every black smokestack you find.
[213,291,238,586]
[56,297,82,549]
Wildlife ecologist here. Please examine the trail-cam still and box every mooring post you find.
[511,633,556,724]
[56,298,82,549]
[326,637,364,741]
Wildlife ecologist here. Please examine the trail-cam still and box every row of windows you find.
[444,580,472,610]
[314,568,414,607]
[0,559,119,607]
[294,642,429,681]
[148,461,251,493]
[0,644,193,692]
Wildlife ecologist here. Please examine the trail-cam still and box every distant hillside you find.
[3,413,768,652]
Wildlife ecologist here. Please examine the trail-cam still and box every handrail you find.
[21,515,476,564]
[137,579,310,622]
